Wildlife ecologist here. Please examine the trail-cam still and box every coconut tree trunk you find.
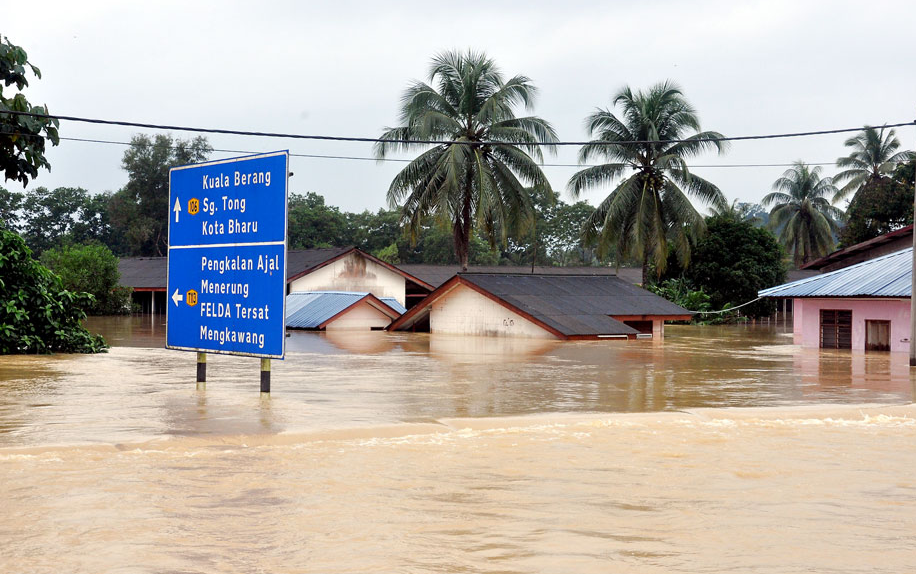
[455,172,474,272]
[454,219,470,272]
[641,253,649,287]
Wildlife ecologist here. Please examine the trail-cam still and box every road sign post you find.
[167,151,289,388]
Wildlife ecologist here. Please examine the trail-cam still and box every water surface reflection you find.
[0,318,909,447]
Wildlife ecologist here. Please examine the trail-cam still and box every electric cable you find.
[53,135,841,169]
[4,109,914,147]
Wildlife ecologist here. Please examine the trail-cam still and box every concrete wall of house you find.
[430,284,558,339]
[289,252,406,306]
[793,297,910,352]
[325,301,393,331]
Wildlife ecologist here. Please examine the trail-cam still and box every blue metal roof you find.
[759,248,912,298]
[286,291,406,329]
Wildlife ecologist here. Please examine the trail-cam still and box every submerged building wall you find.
[289,252,406,306]
[793,298,910,352]
[429,284,557,339]
[325,301,395,331]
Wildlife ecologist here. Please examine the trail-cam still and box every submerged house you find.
[759,248,912,352]
[287,247,433,308]
[388,273,692,340]
[286,291,406,331]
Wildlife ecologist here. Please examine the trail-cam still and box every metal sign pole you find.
[910,145,916,365]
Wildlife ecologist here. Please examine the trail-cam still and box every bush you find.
[647,278,711,315]
[0,228,107,354]
[40,243,132,315]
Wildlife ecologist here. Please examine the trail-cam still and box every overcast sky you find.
[7,0,916,213]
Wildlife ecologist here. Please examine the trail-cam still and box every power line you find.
[56,136,841,170]
[6,109,915,147]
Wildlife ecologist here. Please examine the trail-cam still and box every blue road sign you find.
[167,151,288,358]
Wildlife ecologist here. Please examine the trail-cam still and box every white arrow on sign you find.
[173,197,182,223]
[171,288,184,307]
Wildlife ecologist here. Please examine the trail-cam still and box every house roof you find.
[287,247,434,291]
[398,265,626,288]
[799,224,913,271]
[286,247,353,280]
[389,273,692,338]
[286,291,406,329]
[118,257,168,290]
[759,247,912,298]
[397,264,819,288]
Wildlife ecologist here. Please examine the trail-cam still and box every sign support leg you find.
[260,358,271,393]
[197,352,207,383]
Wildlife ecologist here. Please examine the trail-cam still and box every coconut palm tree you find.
[762,161,844,266]
[375,50,558,271]
[568,81,728,285]
[833,125,913,203]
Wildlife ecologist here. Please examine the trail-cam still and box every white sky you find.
[6,0,916,213]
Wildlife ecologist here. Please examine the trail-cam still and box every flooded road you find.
[1,318,915,572]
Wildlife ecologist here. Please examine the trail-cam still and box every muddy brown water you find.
[1,317,915,572]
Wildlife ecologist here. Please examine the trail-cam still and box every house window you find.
[820,309,852,349]
[865,320,891,352]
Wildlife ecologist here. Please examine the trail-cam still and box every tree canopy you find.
[111,134,212,256]
[685,215,786,318]
[837,160,913,248]
[0,34,59,186]
[762,161,844,266]
[0,228,107,353]
[376,50,558,271]
[833,125,913,204]
[40,243,132,315]
[568,81,728,285]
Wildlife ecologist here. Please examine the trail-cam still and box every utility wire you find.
[5,110,915,147]
[687,297,764,314]
[55,135,840,169]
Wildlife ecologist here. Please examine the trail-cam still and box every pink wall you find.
[793,298,910,352]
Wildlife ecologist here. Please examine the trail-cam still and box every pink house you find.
[760,248,912,353]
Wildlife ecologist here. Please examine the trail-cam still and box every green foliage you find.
[685,216,786,318]
[568,81,728,285]
[833,126,913,203]
[20,186,90,254]
[40,244,132,315]
[0,185,22,230]
[0,228,107,354]
[344,208,402,254]
[500,186,606,266]
[838,170,913,247]
[709,199,769,227]
[113,134,212,256]
[646,278,711,314]
[373,243,400,264]
[0,35,59,186]
[398,223,500,265]
[376,50,558,270]
[762,161,844,266]
[287,192,348,249]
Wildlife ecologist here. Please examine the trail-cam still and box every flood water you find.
[2,317,915,572]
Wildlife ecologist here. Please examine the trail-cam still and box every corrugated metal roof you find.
[286,291,405,329]
[759,248,912,298]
